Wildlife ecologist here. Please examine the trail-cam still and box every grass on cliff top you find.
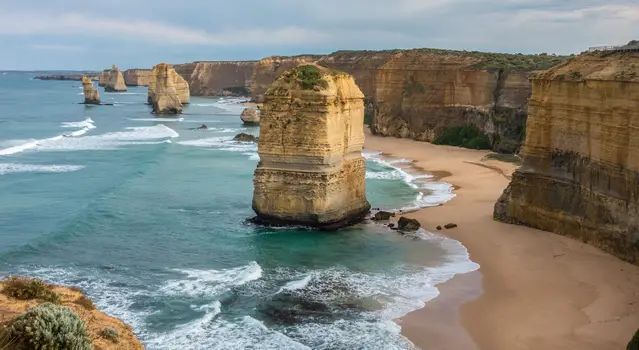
[2,277,61,304]
[329,48,569,72]
[289,65,329,90]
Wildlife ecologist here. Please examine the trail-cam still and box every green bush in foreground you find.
[2,276,61,304]
[433,125,492,150]
[628,328,639,350]
[6,303,91,350]
[99,327,120,343]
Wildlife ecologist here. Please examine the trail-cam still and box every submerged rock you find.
[240,108,260,125]
[148,63,183,115]
[102,65,127,92]
[252,65,370,229]
[81,76,100,105]
[233,133,257,142]
[397,217,420,232]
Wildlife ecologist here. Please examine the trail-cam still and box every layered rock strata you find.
[173,61,255,96]
[240,108,260,125]
[494,52,639,264]
[81,76,100,104]
[148,63,190,105]
[253,65,370,229]
[101,65,127,92]
[148,63,183,115]
[122,69,152,86]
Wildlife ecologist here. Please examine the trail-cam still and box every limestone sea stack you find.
[148,63,190,106]
[494,51,639,264]
[148,63,183,115]
[240,108,260,125]
[81,76,100,104]
[252,65,370,229]
[102,65,127,92]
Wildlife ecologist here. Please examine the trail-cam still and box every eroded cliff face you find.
[368,51,531,152]
[148,63,182,115]
[101,65,127,92]
[81,76,100,104]
[123,69,152,86]
[253,65,370,228]
[494,52,639,264]
[174,61,255,96]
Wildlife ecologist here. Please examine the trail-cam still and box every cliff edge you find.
[494,51,639,264]
[253,65,370,229]
[0,277,142,349]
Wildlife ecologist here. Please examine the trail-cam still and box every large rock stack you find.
[81,76,100,104]
[148,63,190,106]
[252,65,370,229]
[148,63,183,115]
[101,65,127,92]
[494,51,639,264]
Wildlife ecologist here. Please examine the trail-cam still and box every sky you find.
[1,0,638,70]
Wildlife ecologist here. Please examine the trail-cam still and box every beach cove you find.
[364,130,639,350]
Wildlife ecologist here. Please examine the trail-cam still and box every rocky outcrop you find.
[241,108,260,125]
[81,76,100,104]
[247,56,322,102]
[101,65,127,92]
[35,73,98,81]
[148,63,182,115]
[494,52,639,264]
[122,69,152,86]
[0,277,143,350]
[252,65,370,229]
[233,133,257,142]
[149,63,190,105]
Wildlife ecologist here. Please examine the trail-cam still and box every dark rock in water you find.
[233,133,258,142]
[373,211,393,221]
[397,217,420,231]
[437,225,442,230]
[388,223,395,229]
[444,223,458,229]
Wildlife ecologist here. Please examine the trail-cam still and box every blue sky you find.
[1,0,638,70]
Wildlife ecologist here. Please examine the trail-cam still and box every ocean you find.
[0,72,478,349]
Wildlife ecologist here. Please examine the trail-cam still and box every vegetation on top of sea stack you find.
[288,65,329,90]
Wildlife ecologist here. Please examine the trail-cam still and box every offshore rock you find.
[240,108,260,125]
[148,63,190,105]
[233,133,257,142]
[397,217,420,231]
[148,63,182,115]
[101,65,127,92]
[494,51,639,264]
[81,76,100,104]
[252,65,370,229]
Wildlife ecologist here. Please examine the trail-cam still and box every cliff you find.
[0,277,142,349]
[174,61,255,96]
[81,76,100,104]
[122,69,152,86]
[494,51,639,264]
[253,65,370,229]
[248,55,322,102]
[148,63,183,115]
[101,65,127,92]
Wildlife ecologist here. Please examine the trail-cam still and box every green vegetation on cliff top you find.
[328,48,568,72]
[289,65,329,90]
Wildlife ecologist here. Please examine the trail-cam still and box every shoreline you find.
[363,129,639,350]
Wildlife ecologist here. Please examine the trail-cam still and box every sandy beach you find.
[363,130,639,350]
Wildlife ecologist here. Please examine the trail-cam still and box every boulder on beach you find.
[233,133,258,142]
[240,108,260,125]
[397,217,420,231]
[372,211,394,221]
[444,223,458,229]
[81,76,100,105]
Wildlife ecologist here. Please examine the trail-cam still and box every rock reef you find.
[241,108,260,125]
[148,63,190,107]
[494,51,639,264]
[148,63,183,115]
[35,73,98,81]
[252,65,370,229]
[81,76,100,104]
[100,65,127,92]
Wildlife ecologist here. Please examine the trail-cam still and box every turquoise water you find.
[0,73,477,350]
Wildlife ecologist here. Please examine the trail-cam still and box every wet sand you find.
[364,130,639,350]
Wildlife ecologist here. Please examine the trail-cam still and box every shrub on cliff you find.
[291,65,328,90]
[5,302,91,350]
[628,328,639,350]
[2,276,61,304]
[434,125,492,150]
